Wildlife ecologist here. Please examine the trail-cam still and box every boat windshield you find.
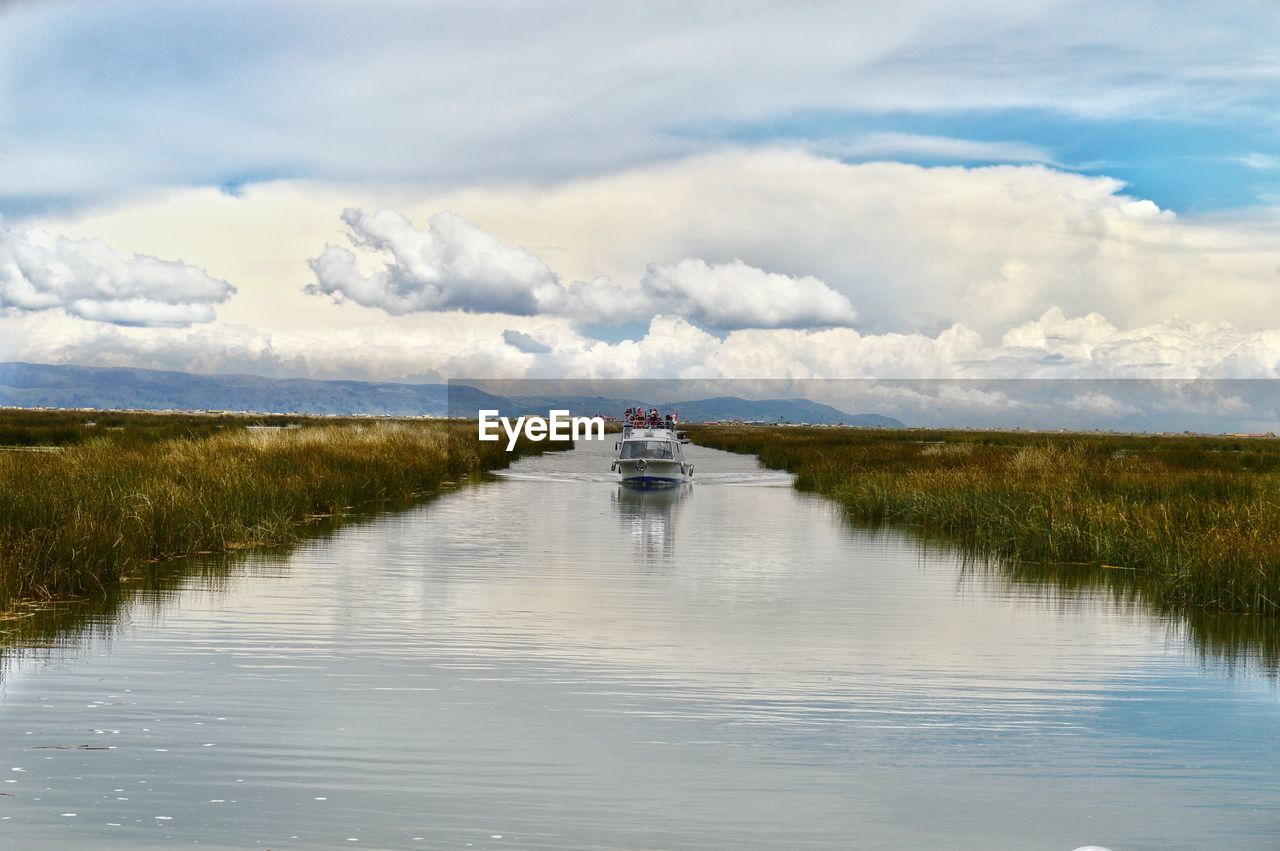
[619,440,675,460]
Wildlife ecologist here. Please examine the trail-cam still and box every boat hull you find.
[620,475,688,488]
[614,458,691,486]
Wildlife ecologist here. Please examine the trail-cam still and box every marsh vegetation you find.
[0,410,547,605]
[691,426,1280,616]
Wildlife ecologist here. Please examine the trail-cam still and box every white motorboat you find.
[612,427,693,486]
[612,409,693,486]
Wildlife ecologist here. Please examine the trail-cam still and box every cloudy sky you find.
[1,0,1279,386]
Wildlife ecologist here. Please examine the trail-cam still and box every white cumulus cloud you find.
[639,259,858,329]
[0,225,234,327]
[1000,308,1280,377]
[36,153,1280,341]
[13,152,1280,393]
[12,306,1280,396]
[306,209,559,315]
[305,208,861,330]
[268,152,1280,339]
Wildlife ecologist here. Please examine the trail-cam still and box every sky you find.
[2,0,1280,407]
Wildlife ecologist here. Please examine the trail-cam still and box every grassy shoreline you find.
[0,412,548,605]
[690,425,1280,616]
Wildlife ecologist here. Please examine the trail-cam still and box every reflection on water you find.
[0,437,1278,849]
[1,555,237,680]
[0,509,378,683]
[956,556,1280,676]
[613,484,690,563]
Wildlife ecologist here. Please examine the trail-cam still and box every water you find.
[1,438,1278,849]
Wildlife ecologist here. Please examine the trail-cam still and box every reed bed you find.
[0,414,543,604]
[0,408,304,447]
[690,426,1280,615]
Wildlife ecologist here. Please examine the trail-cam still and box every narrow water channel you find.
[1,438,1277,849]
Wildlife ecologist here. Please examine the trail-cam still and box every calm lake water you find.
[2,437,1278,849]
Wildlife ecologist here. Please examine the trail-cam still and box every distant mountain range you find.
[663,395,901,427]
[0,361,450,416]
[0,362,904,427]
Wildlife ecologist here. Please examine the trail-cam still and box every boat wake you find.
[491,469,619,484]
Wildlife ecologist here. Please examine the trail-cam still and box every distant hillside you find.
[0,362,904,427]
[0,362,449,416]
[666,396,900,427]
